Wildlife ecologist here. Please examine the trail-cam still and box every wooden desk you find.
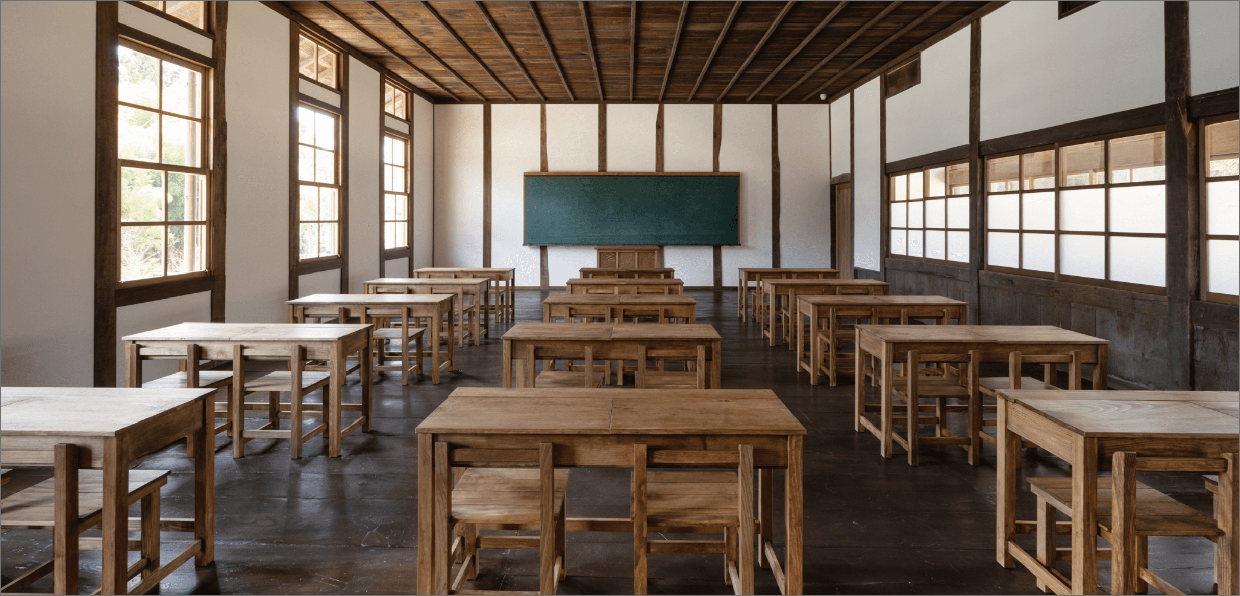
[363,278,490,347]
[501,323,722,388]
[995,390,1239,595]
[543,294,696,324]
[763,279,888,346]
[855,325,1109,464]
[415,387,806,595]
[737,268,839,322]
[796,295,967,386]
[596,245,661,268]
[286,293,456,384]
[579,267,675,279]
[415,267,515,325]
[1,387,216,594]
[565,277,684,295]
[123,322,372,458]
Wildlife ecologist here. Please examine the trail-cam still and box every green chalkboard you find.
[524,173,740,246]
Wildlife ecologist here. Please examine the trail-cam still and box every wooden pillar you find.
[878,73,888,282]
[772,104,781,268]
[1163,1,1198,390]
[210,2,228,321]
[539,104,549,289]
[483,103,492,267]
[714,103,723,289]
[966,20,983,325]
[94,2,120,387]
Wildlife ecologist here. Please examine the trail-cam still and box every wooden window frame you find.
[127,1,213,36]
[1200,114,1240,305]
[885,55,921,99]
[1058,1,1098,19]
[296,103,342,262]
[382,132,412,256]
[116,39,212,288]
[888,160,970,267]
[298,32,339,92]
[383,78,410,122]
[983,126,1170,295]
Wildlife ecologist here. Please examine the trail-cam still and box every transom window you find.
[384,82,407,120]
[889,162,970,265]
[138,1,206,30]
[985,129,1167,292]
[298,105,340,259]
[118,42,209,283]
[298,35,337,88]
[1204,117,1238,303]
[383,135,410,250]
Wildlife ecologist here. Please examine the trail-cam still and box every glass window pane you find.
[1022,150,1055,190]
[1207,180,1239,235]
[1060,235,1105,279]
[298,107,314,145]
[167,224,205,275]
[1208,239,1239,295]
[988,155,1019,193]
[118,106,158,162]
[947,163,968,195]
[393,193,406,219]
[384,194,397,221]
[165,1,205,28]
[384,83,395,116]
[121,225,165,282]
[299,37,317,79]
[317,47,336,87]
[300,223,318,259]
[391,138,406,167]
[1110,132,1165,183]
[383,164,393,192]
[392,166,406,193]
[166,172,205,221]
[315,149,334,184]
[1023,233,1054,272]
[908,230,923,257]
[890,202,906,228]
[161,115,200,167]
[383,136,393,165]
[161,61,201,118]
[300,186,318,221]
[118,47,159,109]
[1110,185,1165,233]
[947,231,969,262]
[927,167,946,197]
[908,200,923,228]
[121,167,164,222]
[393,222,408,248]
[1206,119,1239,177]
[298,146,314,182]
[1060,188,1105,232]
[987,194,1019,229]
[891,229,906,255]
[319,222,338,256]
[1022,192,1055,231]
[1110,236,1165,287]
[909,172,924,200]
[925,230,945,260]
[925,198,945,229]
[394,90,406,120]
[988,232,1019,267]
[947,197,968,229]
[891,175,907,202]
[319,188,338,221]
[1061,141,1105,186]
[384,222,398,249]
[315,112,335,150]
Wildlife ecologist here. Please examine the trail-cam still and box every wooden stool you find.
[1,444,167,595]
[372,325,425,385]
[634,345,707,389]
[631,444,755,595]
[886,350,979,466]
[231,344,331,459]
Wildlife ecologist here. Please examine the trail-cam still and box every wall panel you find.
[607,103,658,172]
[720,104,773,276]
[348,57,380,292]
[664,104,715,286]
[413,95,433,268]
[1189,0,1240,94]
[545,104,599,286]
[778,104,832,268]
[830,97,850,177]
[492,104,541,286]
[886,27,969,162]
[116,293,211,385]
[853,80,882,271]
[434,104,483,267]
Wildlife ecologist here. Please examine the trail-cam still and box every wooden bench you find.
[231,344,332,459]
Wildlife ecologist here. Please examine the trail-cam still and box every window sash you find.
[888,161,970,265]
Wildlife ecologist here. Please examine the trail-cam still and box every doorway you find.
[833,183,853,279]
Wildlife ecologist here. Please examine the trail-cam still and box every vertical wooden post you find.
[211,2,229,322]
[714,103,723,289]
[1164,1,1198,390]
[772,104,782,267]
[878,71,888,282]
[287,20,301,300]
[655,103,665,172]
[967,20,983,325]
[483,103,492,267]
[539,104,549,289]
[598,103,607,172]
[338,57,350,293]
[94,2,120,387]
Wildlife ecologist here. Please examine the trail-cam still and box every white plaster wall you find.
[299,269,339,297]
[663,104,715,287]
[607,104,658,171]
[981,1,1164,141]
[225,1,290,324]
[384,257,408,277]
[348,57,380,292]
[720,104,773,277]
[886,27,970,162]
[779,104,832,268]
[830,97,850,177]
[1190,1,1240,94]
[853,80,882,272]
[434,104,483,267]
[299,78,341,107]
[0,1,96,386]
[118,1,212,56]
[492,104,542,286]
[413,95,434,268]
[545,104,599,286]
[116,293,211,385]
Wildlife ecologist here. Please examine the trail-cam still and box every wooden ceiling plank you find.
[746,1,846,102]
[527,1,574,102]
[717,1,795,102]
[316,1,460,101]
[629,1,637,101]
[801,2,949,102]
[415,0,516,101]
[687,1,743,102]
[579,1,605,101]
[657,1,690,103]
[365,1,486,101]
[772,1,902,103]
[473,1,546,102]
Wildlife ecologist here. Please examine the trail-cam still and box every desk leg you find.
[738,274,744,320]
[757,469,773,569]
[797,305,807,379]
[854,342,865,433]
[786,435,804,595]
[503,339,513,388]
[361,340,373,433]
[100,437,129,595]
[880,344,894,458]
[447,304,457,371]
[474,291,483,346]
[1071,436,1100,595]
[431,311,442,385]
[417,433,434,595]
[328,344,344,457]
[483,284,490,339]
[712,340,722,389]
[195,398,215,564]
[769,294,778,347]
[996,400,1018,568]
[1220,453,1238,595]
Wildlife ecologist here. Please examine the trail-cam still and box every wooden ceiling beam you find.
[316,1,460,101]
[687,1,742,102]
[801,2,949,102]
[717,1,795,102]
[746,1,846,102]
[772,1,901,103]
[658,2,690,103]
[415,0,516,101]
[527,1,574,102]
[579,1,604,101]
[365,1,485,101]
[472,1,545,102]
[629,1,637,102]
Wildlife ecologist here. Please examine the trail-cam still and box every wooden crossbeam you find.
[687,1,742,101]
[629,1,638,101]
[747,1,846,101]
[658,1,690,102]
[526,1,574,102]
[473,1,546,101]
[718,1,795,101]
[579,1,605,100]
[773,2,902,103]
[415,0,517,101]
[364,1,483,101]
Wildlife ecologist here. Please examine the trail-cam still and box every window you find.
[118,43,209,283]
[298,35,337,88]
[885,56,920,98]
[889,162,970,264]
[383,135,410,250]
[297,105,340,259]
[1058,1,1097,19]
[1204,117,1238,303]
[985,129,1167,292]
[137,1,206,30]
[384,82,407,120]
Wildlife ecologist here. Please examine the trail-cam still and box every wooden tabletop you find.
[765,279,888,288]
[996,390,1240,438]
[124,322,370,342]
[1,387,214,437]
[610,323,721,341]
[504,322,719,341]
[543,294,695,305]
[415,267,514,273]
[798,295,967,306]
[566,278,684,285]
[857,324,1106,344]
[289,293,455,305]
[739,268,838,274]
[366,278,489,286]
[580,267,675,274]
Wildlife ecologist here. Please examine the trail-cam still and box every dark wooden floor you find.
[1,290,1220,594]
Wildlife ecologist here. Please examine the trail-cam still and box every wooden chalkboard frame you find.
[523,171,741,246]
